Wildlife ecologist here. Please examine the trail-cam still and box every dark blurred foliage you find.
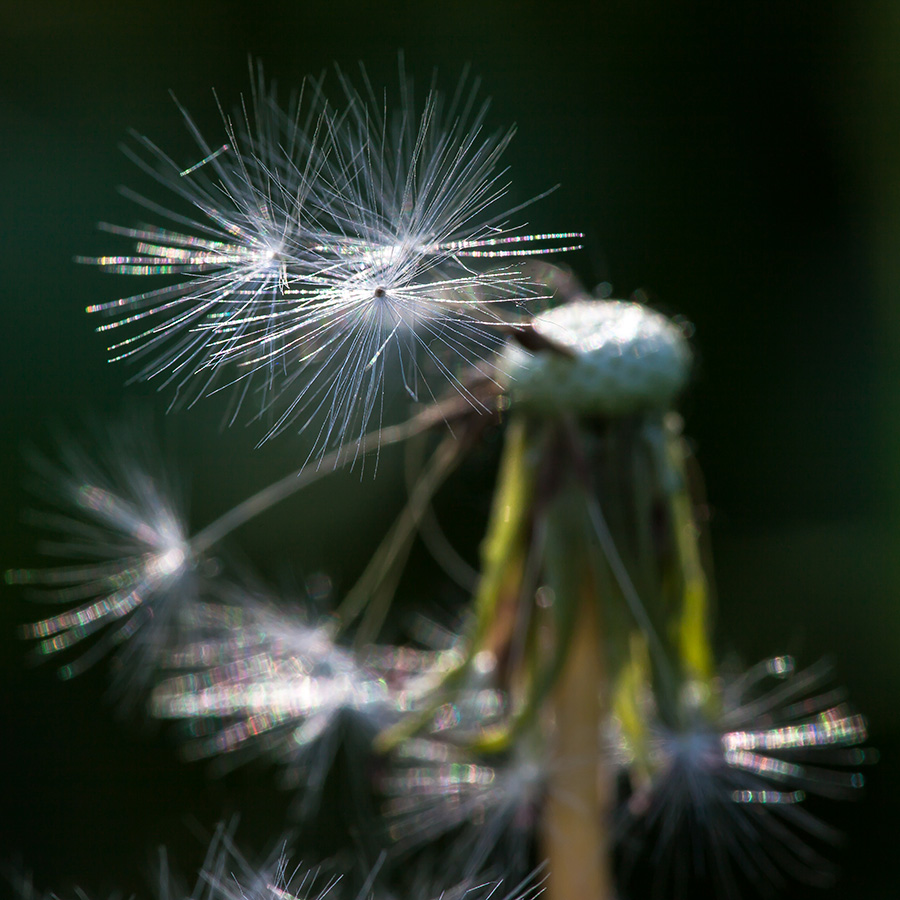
[1,1,897,897]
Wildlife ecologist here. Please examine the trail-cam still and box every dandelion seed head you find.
[501,299,692,416]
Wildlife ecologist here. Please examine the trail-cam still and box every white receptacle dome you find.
[500,299,692,416]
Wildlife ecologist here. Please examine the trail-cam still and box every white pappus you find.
[7,425,197,693]
[80,61,581,457]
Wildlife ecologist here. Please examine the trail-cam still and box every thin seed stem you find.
[189,382,500,556]
[339,431,469,644]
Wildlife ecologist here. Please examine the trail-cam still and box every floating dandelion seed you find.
[6,428,196,689]
[82,62,581,455]
[80,67,332,413]
[251,64,581,450]
[617,656,871,898]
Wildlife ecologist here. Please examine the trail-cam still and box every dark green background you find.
[1,1,897,897]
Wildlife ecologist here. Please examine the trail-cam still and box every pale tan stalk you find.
[541,592,613,900]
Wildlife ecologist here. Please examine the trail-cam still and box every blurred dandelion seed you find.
[150,592,448,816]
[617,656,871,897]
[6,427,198,690]
[380,735,546,880]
